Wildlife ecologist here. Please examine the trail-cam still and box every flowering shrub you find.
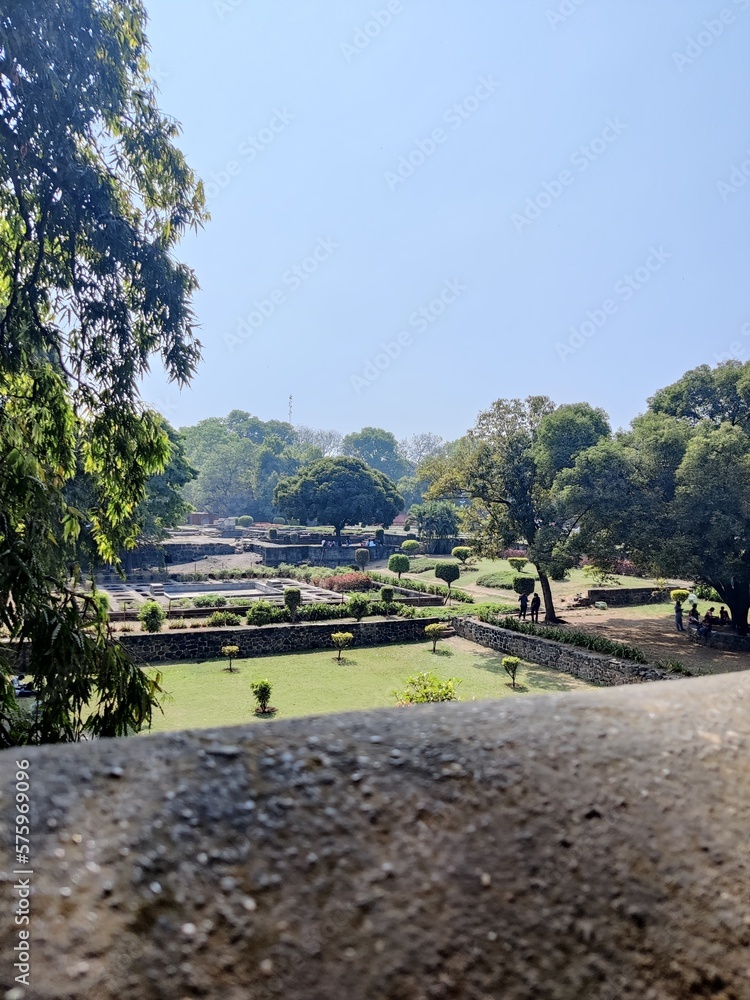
[324,573,372,594]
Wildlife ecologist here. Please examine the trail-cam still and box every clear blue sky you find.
[140,0,750,438]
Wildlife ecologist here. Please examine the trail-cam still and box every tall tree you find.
[426,398,610,621]
[0,0,205,743]
[342,427,409,482]
[274,457,403,545]
[398,432,446,470]
[563,362,750,632]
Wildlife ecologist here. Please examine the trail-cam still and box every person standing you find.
[530,592,541,624]
[518,592,529,620]
[674,599,685,632]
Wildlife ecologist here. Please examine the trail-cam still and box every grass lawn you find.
[143,636,594,734]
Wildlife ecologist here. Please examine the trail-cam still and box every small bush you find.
[331,631,354,661]
[207,611,242,627]
[246,601,286,627]
[190,620,205,629]
[273,517,287,525]
[452,546,472,564]
[380,586,395,606]
[508,557,528,573]
[395,672,461,705]
[693,582,721,602]
[284,587,302,623]
[425,622,447,652]
[251,679,273,714]
[268,528,278,540]
[193,594,217,609]
[512,575,536,597]
[503,656,520,689]
[476,571,515,589]
[346,594,370,621]
[375,529,385,542]
[671,589,690,604]
[401,540,420,555]
[168,619,188,630]
[297,603,345,622]
[118,624,133,634]
[138,601,166,633]
[236,515,254,527]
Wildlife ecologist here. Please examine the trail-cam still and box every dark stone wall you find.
[118,616,443,663]
[453,617,674,686]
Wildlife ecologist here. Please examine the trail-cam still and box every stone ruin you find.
[1,672,749,998]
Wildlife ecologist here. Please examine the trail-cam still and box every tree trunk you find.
[538,571,559,624]
[712,580,749,636]
[334,525,342,546]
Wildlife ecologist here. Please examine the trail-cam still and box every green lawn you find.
[143,637,594,734]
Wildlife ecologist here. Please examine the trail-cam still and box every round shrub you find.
[388,554,410,579]
[268,528,278,540]
[380,586,395,605]
[346,594,370,621]
[451,546,472,564]
[508,557,528,573]
[246,601,285,627]
[512,576,536,597]
[401,540,420,554]
[236,515,254,527]
[354,547,371,570]
[435,563,460,589]
[138,601,166,633]
[671,589,690,604]
[251,679,273,714]
[272,517,287,525]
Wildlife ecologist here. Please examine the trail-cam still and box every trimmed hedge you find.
[476,611,648,663]
[368,571,474,604]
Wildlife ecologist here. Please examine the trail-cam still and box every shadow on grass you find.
[253,707,278,720]
[428,648,455,657]
[333,656,357,666]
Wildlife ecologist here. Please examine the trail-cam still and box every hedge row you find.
[475,611,648,663]
[367,571,474,604]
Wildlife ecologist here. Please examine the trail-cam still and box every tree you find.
[294,426,343,456]
[0,0,204,744]
[503,656,520,689]
[508,557,528,573]
[221,645,240,673]
[426,398,610,622]
[561,362,750,632]
[513,576,535,597]
[425,623,447,652]
[273,457,403,545]
[342,427,409,482]
[380,586,395,606]
[346,594,370,622]
[283,587,302,624]
[452,546,472,564]
[251,679,273,715]
[398,433,446,469]
[409,500,459,541]
[355,548,371,571]
[331,631,354,661]
[435,562,460,603]
[401,540,420,554]
[389,554,410,580]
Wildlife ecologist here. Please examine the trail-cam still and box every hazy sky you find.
[141,0,750,438]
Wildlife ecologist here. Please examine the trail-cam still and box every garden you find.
[143,635,594,734]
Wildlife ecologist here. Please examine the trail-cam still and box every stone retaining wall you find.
[453,617,674,686]
[118,616,442,663]
[163,541,236,563]
[587,586,663,607]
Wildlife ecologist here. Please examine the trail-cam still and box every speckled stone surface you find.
[1,672,749,999]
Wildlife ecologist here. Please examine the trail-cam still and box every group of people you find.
[518,591,541,623]
[11,674,36,698]
[675,600,730,638]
